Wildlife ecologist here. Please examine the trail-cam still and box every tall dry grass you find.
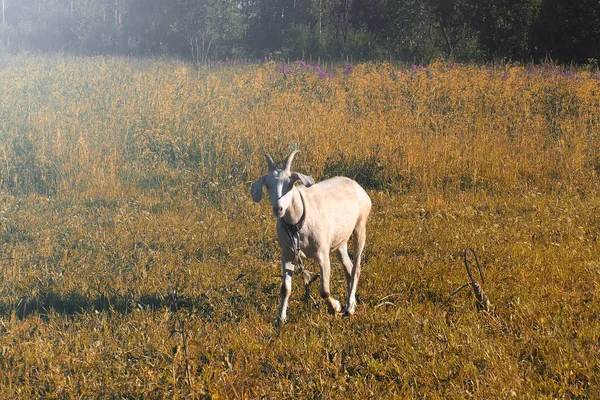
[1,55,598,196]
[0,54,598,398]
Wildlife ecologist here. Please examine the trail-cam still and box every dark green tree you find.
[460,0,542,60]
[534,0,600,63]
[170,0,244,63]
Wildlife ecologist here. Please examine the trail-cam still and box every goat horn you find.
[284,150,299,172]
[265,154,276,171]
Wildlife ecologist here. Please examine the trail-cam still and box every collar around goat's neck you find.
[281,188,306,235]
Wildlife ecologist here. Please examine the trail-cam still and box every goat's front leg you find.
[316,251,342,315]
[278,252,295,324]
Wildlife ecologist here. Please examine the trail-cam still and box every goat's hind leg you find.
[336,242,355,315]
[346,222,367,316]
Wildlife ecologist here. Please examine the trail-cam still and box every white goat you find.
[251,150,372,323]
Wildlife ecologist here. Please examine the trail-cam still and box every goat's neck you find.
[282,186,304,227]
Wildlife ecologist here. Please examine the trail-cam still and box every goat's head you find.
[251,150,315,218]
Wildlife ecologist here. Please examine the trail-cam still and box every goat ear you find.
[251,175,266,202]
[292,172,314,187]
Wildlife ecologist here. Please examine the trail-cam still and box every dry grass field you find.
[0,54,599,398]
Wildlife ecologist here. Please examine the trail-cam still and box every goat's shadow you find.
[0,289,229,321]
[0,271,336,324]
[0,275,288,323]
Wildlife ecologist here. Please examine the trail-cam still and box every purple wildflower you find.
[343,64,355,75]
[390,70,397,80]
[315,65,326,79]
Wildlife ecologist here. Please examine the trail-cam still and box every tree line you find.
[1,0,599,64]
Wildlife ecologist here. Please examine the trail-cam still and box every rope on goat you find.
[446,247,492,312]
[295,263,320,308]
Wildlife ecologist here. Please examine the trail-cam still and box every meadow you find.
[0,54,599,398]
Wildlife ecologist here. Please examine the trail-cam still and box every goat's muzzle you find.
[273,206,284,218]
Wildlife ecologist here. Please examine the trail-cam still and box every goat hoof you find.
[342,304,355,317]
[275,316,286,328]
[328,299,342,314]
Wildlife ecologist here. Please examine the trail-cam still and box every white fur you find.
[251,151,372,323]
